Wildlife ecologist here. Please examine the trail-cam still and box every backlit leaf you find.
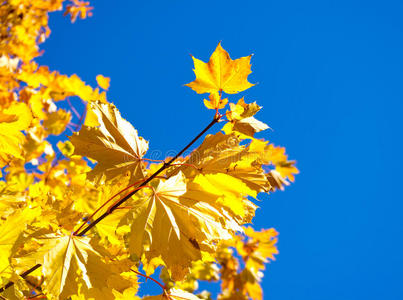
[70,101,148,183]
[186,42,254,94]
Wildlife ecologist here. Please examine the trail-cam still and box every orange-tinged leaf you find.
[96,74,110,90]
[186,42,254,94]
[43,109,72,135]
[64,0,93,23]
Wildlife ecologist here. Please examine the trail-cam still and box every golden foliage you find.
[0,2,298,299]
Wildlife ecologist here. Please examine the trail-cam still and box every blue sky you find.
[39,0,403,299]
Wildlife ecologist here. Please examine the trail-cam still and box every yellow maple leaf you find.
[0,102,32,166]
[168,132,270,216]
[223,98,269,137]
[43,108,72,135]
[242,227,278,274]
[96,74,111,90]
[112,287,140,299]
[193,173,255,217]
[128,172,235,281]
[14,233,136,299]
[185,42,254,94]
[70,101,149,183]
[257,144,299,190]
[0,208,39,276]
[143,288,201,300]
[203,92,228,110]
[64,0,94,23]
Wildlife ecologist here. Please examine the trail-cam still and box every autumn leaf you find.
[143,288,201,300]
[96,74,111,90]
[0,208,40,276]
[128,172,235,281]
[70,101,149,183]
[242,227,278,275]
[203,92,228,110]
[186,42,254,94]
[112,287,141,299]
[43,108,72,135]
[223,98,269,137]
[168,132,270,215]
[64,0,94,23]
[14,233,136,299]
[257,144,299,191]
[0,102,32,167]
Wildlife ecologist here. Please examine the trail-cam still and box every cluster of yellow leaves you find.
[0,2,298,299]
[217,227,279,300]
[159,227,278,300]
[64,0,93,23]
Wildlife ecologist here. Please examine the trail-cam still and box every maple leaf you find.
[242,227,278,275]
[128,172,235,281]
[168,132,269,219]
[203,92,228,110]
[112,287,141,299]
[185,42,254,94]
[0,208,39,276]
[216,227,278,300]
[70,101,149,183]
[64,0,94,23]
[143,288,201,300]
[96,74,111,90]
[223,98,269,137]
[43,108,72,135]
[14,233,136,299]
[0,102,32,166]
[257,144,299,191]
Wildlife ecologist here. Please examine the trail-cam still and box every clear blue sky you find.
[39,0,403,299]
